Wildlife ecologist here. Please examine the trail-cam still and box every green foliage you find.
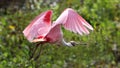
[0,0,120,68]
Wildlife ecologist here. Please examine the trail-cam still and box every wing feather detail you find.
[23,10,52,42]
[55,8,93,35]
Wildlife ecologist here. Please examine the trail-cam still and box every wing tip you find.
[89,26,94,31]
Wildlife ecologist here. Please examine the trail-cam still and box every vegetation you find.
[0,0,120,68]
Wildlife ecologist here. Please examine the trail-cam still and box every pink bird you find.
[23,8,93,46]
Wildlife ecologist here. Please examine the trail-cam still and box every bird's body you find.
[23,8,93,46]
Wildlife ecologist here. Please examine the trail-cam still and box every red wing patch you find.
[43,11,52,23]
[37,36,44,39]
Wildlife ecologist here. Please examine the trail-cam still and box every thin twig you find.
[34,44,43,60]
[29,42,41,60]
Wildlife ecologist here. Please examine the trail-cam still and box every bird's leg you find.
[29,42,41,60]
[34,44,43,60]
[61,39,87,46]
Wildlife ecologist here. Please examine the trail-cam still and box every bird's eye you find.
[71,42,76,46]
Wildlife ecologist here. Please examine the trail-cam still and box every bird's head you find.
[69,41,78,46]
[68,41,87,46]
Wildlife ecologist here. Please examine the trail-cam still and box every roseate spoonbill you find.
[23,8,93,46]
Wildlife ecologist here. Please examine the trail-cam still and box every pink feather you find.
[23,8,93,43]
[23,10,52,42]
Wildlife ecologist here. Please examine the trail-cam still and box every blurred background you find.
[0,0,120,68]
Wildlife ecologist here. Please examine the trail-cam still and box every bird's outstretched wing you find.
[55,8,93,35]
[23,10,52,42]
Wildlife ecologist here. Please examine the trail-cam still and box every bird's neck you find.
[61,39,72,46]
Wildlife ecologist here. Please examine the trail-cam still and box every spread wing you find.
[23,10,52,42]
[54,8,93,35]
